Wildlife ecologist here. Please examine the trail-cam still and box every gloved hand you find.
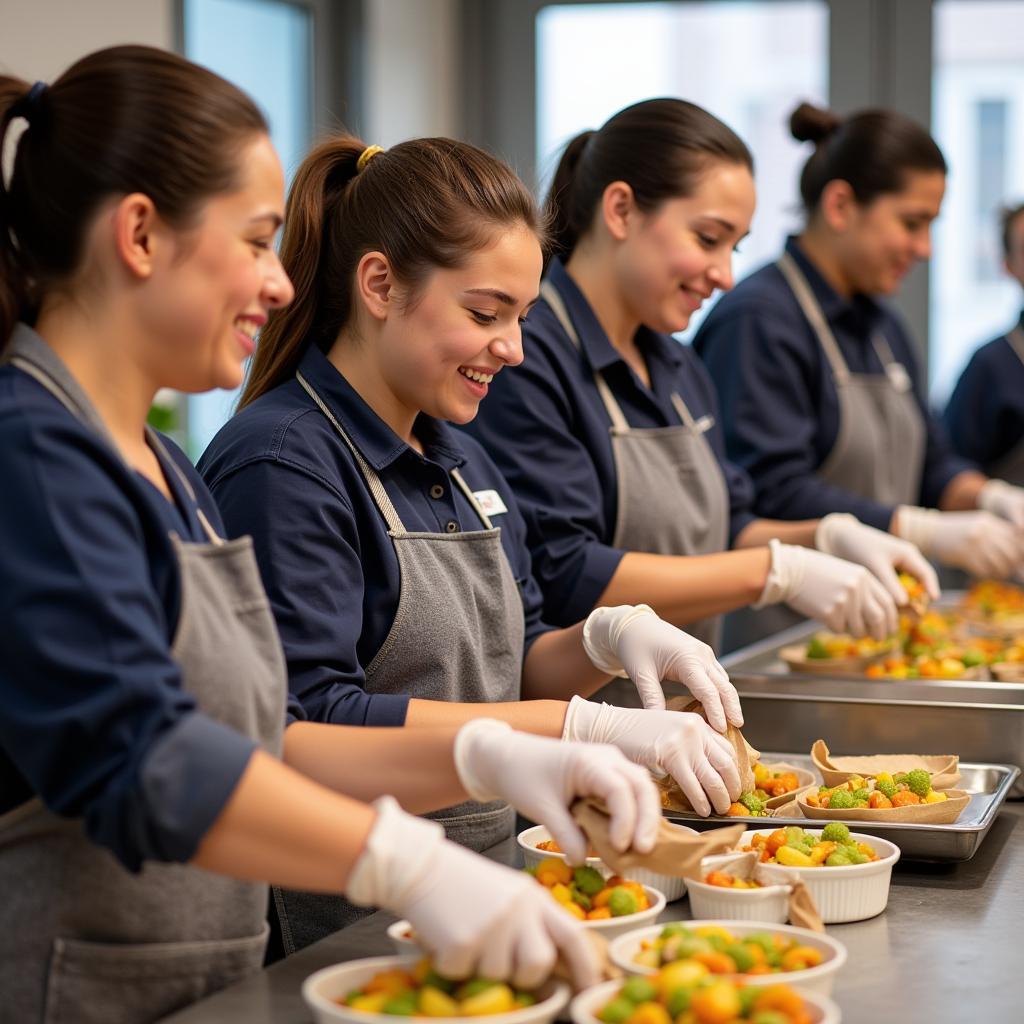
[346,796,600,988]
[454,719,661,864]
[562,697,742,817]
[978,479,1024,529]
[756,539,898,640]
[583,604,742,729]
[895,506,1024,578]
[815,512,940,605]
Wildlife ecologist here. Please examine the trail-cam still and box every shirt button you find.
[445,521,459,533]
[430,484,445,499]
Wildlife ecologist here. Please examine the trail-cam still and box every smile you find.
[234,317,261,342]
[458,367,494,384]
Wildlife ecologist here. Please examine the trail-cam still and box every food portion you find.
[803,772,947,810]
[723,763,806,817]
[596,963,817,1024]
[702,870,763,890]
[340,960,539,1016]
[803,632,892,661]
[962,580,1024,624]
[534,838,598,857]
[527,858,649,921]
[741,825,880,867]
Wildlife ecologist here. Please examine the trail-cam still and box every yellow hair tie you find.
[357,144,385,173]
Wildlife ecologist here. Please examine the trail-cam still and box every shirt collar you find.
[544,257,685,373]
[297,345,466,472]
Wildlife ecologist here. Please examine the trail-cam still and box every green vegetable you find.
[620,977,658,1004]
[744,933,776,954]
[422,969,456,995]
[725,942,756,973]
[570,885,592,911]
[827,788,856,809]
[852,788,871,804]
[893,772,909,785]
[739,792,767,816]
[752,1012,791,1024]
[598,998,634,1024]
[456,979,498,1000]
[382,991,419,1016]
[659,923,688,940]
[821,822,851,843]
[704,932,729,952]
[573,865,605,896]
[876,778,897,800]
[783,826,806,844]
[806,636,831,659]
[738,986,760,1015]
[962,649,986,667]
[665,987,694,1016]
[513,993,536,1008]
[607,886,640,918]
[522,863,539,876]
[847,849,870,865]
[826,850,852,867]
[906,768,932,798]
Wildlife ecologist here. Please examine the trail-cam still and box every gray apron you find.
[271,372,523,953]
[987,326,1024,486]
[541,281,729,690]
[0,327,287,1024]
[723,252,929,651]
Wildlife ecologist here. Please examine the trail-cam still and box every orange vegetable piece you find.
[587,907,612,920]
[690,980,741,1024]
[704,871,736,889]
[363,969,415,995]
[765,829,788,855]
[777,772,799,792]
[892,791,922,807]
[781,946,824,971]
[694,950,737,974]
[753,984,805,1015]
[869,791,893,809]
[726,802,748,817]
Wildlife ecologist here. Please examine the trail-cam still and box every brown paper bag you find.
[811,739,961,789]
[552,931,620,987]
[571,797,745,882]
[656,698,759,813]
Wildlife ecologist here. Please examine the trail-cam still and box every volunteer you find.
[0,48,669,1021]
[695,102,1024,578]
[944,202,1024,484]
[465,97,936,652]
[200,133,744,951]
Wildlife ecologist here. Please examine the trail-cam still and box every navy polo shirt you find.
[462,258,756,629]
[944,314,1024,472]
[0,337,262,872]
[693,237,975,531]
[198,345,552,728]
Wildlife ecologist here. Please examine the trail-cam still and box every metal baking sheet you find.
[720,617,1024,795]
[665,752,1018,862]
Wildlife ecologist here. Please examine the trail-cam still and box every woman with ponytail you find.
[695,102,1024,591]
[199,132,750,952]
[0,48,685,1019]
[466,98,933,657]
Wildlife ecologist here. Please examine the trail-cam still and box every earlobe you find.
[113,193,159,280]
[356,252,393,320]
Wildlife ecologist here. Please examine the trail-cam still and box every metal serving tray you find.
[720,618,1024,795]
[665,752,1019,862]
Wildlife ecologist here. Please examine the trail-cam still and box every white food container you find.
[302,954,570,1024]
[517,824,692,902]
[607,919,847,997]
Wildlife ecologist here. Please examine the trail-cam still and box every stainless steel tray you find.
[720,618,1024,795]
[664,752,1019,862]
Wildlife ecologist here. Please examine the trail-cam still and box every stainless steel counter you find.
[161,804,1024,1024]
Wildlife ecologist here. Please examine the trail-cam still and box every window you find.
[535,1,828,337]
[181,0,314,458]
[930,0,1024,401]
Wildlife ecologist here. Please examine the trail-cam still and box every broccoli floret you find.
[739,792,767,816]
[893,772,909,785]
[607,887,639,917]
[962,649,986,667]
[738,986,760,1016]
[665,988,693,1017]
[906,769,932,798]
[382,991,418,1016]
[821,822,851,844]
[851,787,871,803]
[751,1012,791,1024]
[725,943,756,973]
[807,636,831,659]
[598,998,635,1024]
[659,923,688,940]
[847,849,870,865]
[827,788,856,809]
[875,778,897,800]
[573,865,605,896]
[784,826,807,844]
[620,977,658,1004]
[826,850,852,867]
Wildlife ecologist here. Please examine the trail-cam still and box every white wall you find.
[363,0,461,145]
[0,0,174,81]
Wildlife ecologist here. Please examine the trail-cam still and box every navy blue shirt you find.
[0,343,260,872]
[943,313,1024,472]
[462,258,757,628]
[693,237,975,531]
[199,345,552,727]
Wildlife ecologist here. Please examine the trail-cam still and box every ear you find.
[600,180,637,242]
[819,179,858,233]
[354,251,393,321]
[111,193,161,280]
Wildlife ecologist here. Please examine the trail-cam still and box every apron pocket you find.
[42,925,268,1024]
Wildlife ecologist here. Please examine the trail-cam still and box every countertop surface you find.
[162,802,1023,1024]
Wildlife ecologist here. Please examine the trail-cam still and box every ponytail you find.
[545,129,595,267]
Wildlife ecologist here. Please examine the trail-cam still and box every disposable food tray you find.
[664,752,1018,862]
[720,613,1024,795]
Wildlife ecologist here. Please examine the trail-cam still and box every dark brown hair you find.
[1001,202,1024,258]
[790,101,947,215]
[0,45,268,349]
[239,135,541,409]
[544,98,753,267]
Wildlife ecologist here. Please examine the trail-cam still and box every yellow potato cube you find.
[775,846,815,868]
[460,984,515,1017]
[348,993,391,1014]
[925,790,948,803]
[625,1003,672,1024]
[550,882,573,904]
[420,986,460,1018]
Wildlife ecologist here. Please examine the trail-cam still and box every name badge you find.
[692,414,715,435]
[473,489,509,517]
[885,362,913,393]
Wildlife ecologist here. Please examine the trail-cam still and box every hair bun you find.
[790,102,842,144]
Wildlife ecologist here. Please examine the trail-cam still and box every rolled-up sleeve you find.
[207,458,410,727]
[0,414,255,871]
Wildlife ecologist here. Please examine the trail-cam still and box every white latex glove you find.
[454,719,661,864]
[562,696,742,817]
[346,796,600,988]
[582,604,742,729]
[978,479,1024,529]
[895,506,1024,578]
[815,512,941,605]
[755,539,898,640]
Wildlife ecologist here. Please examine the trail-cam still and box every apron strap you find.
[777,251,852,385]
[146,428,225,546]
[869,332,913,393]
[1006,325,1024,368]
[450,468,494,530]
[540,279,701,435]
